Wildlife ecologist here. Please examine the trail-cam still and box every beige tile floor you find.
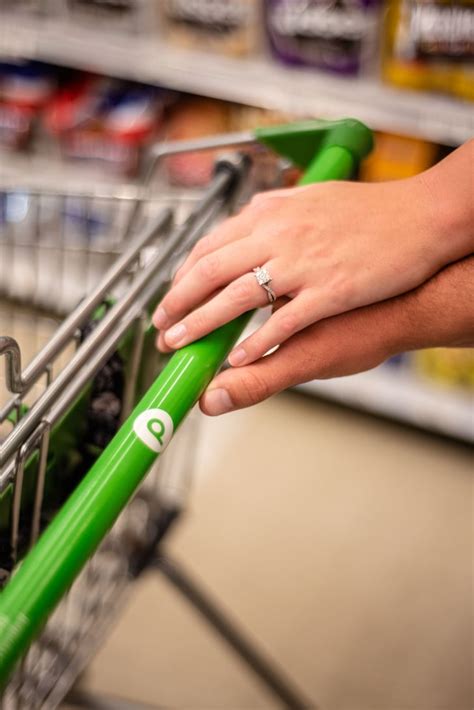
[75,392,473,710]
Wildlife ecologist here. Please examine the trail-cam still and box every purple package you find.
[265,0,381,75]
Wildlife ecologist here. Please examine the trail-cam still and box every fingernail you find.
[153,306,168,329]
[165,323,187,345]
[228,347,247,366]
[156,335,168,353]
[203,388,234,415]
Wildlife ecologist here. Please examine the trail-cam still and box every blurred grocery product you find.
[0,61,56,149]
[359,131,439,181]
[0,0,42,15]
[43,75,168,175]
[230,104,302,188]
[414,348,474,389]
[383,0,474,100]
[52,0,158,34]
[229,104,292,131]
[161,0,261,57]
[163,96,231,186]
[265,0,382,75]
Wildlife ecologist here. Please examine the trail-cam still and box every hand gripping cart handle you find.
[0,118,372,704]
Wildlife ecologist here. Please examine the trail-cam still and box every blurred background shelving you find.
[299,367,473,442]
[1,13,472,147]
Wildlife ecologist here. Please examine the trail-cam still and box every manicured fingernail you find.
[165,323,187,345]
[153,306,168,329]
[228,347,247,366]
[203,388,233,415]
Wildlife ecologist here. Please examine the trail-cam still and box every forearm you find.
[380,254,474,355]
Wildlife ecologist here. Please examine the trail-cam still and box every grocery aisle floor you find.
[77,392,472,710]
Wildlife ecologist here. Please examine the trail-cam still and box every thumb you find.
[199,345,302,416]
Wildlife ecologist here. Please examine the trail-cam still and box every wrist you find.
[415,142,474,268]
[380,256,474,355]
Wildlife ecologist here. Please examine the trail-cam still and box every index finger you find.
[174,186,299,285]
[173,207,256,286]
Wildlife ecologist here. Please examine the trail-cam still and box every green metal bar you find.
[0,124,370,687]
[0,317,250,684]
[299,145,354,185]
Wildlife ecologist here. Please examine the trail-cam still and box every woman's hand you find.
[153,142,473,368]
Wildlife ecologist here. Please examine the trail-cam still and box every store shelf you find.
[1,14,473,146]
[0,149,132,192]
[298,366,473,442]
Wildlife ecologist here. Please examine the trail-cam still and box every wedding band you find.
[252,267,276,304]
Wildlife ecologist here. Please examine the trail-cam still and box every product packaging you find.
[0,0,43,15]
[43,76,167,176]
[383,0,474,100]
[54,0,158,34]
[265,0,382,75]
[413,348,474,389]
[0,61,56,150]
[359,131,439,181]
[161,0,261,57]
[163,97,231,186]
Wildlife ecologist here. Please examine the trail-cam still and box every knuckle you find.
[278,311,299,336]
[194,234,212,257]
[292,221,313,242]
[187,309,208,335]
[333,276,355,309]
[315,356,339,380]
[197,252,220,281]
[266,194,286,210]
[228,278,253,306]
[250,192,267,207]
[250,192,285,214]
[238,369,271,405]
[161,292,182,318]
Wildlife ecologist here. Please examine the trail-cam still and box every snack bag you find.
[0,61,56,149]
[43,76,166,176]
[265,0,382,75]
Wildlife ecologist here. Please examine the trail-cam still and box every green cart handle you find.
[0,119,372,686]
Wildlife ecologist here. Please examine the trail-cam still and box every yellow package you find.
[359,132,439,181]
[413,348,474,388]
[383,0,474,100]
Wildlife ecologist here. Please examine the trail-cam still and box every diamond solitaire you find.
[252,267,276,303]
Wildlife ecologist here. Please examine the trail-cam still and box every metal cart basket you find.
[0,119,373,709]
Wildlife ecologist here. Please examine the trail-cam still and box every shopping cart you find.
[0,118,372,709]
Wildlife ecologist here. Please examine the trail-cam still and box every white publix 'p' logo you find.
[133,409,174,454]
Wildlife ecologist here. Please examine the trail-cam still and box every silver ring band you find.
[252,267,276,304]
